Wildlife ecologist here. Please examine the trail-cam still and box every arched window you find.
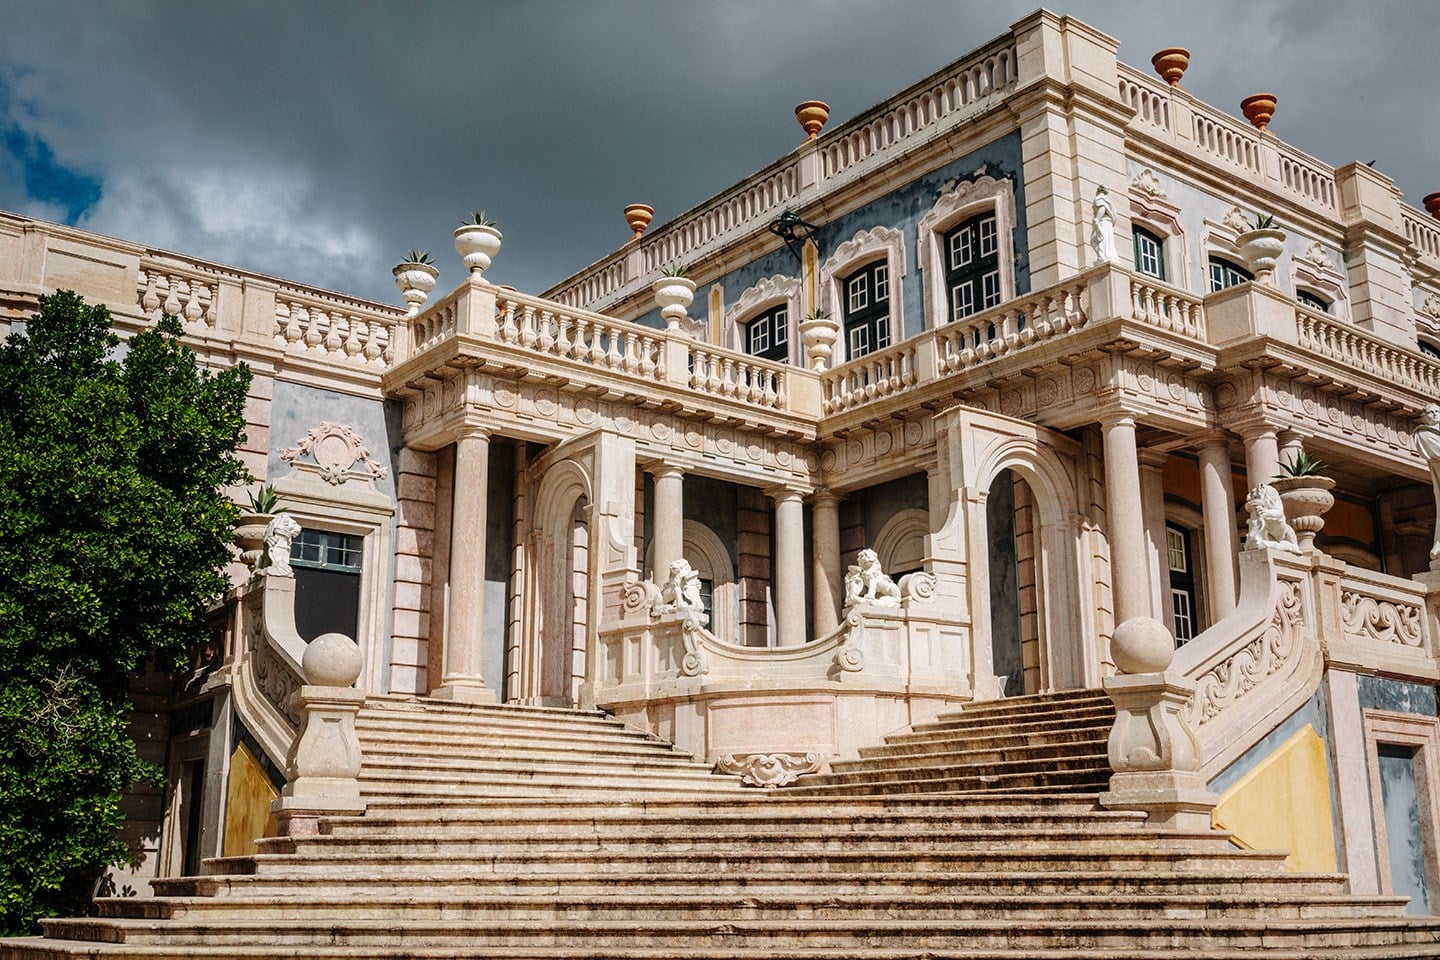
[1421,341,1440,360]
[842,259,891,359]
[944,211,1002,322]
[1133,226,1167,281]
[1297,289,1331,314]
[1209,256,1253,292]
[744,304,789,362]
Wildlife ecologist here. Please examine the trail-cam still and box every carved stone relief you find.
[280,422,388,485]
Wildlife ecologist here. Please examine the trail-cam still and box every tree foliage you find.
[0,291,250,933]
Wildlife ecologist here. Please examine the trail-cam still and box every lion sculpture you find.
[1244,484,1300,553]
[843,548,902,609]
[261,513,303,577]
[652,558,707,623]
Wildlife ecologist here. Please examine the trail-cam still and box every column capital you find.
[456,425,493,444]
[642,459,685,480]
[1191,430,1234,452]
[1137,448,1169,470]
[1101,412,1138,432]
[764,483,805,504]
[808,488,845,507]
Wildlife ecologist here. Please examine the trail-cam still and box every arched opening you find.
[986,470,1043,697]
[539,494,588,707]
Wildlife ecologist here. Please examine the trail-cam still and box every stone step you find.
[932,690,1113,717]
[360,750,720,776]
[865,719,1115,757]
[14,940,1440,960]
[37,916,1440,950]
[201,844,1292,878]
[253,826,1246,861]
[899,706,1116,740]
[832,736,1111,773]
[784,767,1110,797]
[93,891,1412,923]
[354,790,1113,814]
[355,767,745,798]
[150,867,1354,901]
[357,727,694,759]
[794,751,1110,789]
[355,711,670,741]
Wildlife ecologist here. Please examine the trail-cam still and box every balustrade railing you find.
[1295,304,1440,395]
[495,289,668,379]
[274,287,400,368]
[688,347,789,411]
[137,258,220,332]
[936,279,1089,374]
[1129,277,1206,339]
[822,342,918,414]
[1405,205,1440,268]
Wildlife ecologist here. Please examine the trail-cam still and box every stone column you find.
[1242,426,1281,490]
[770,486,806,647]
[1278,430,1304,474]
[1103,415,1149,625]
[1138,450,1172,626]
[649,462,684,578]
[1196,434,1240,620]
[811,491,843,637]
[434,430,497,703]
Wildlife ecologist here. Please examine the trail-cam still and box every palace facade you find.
[6,9,1440,954]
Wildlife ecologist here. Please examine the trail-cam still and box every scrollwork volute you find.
[1187,579,1303,727]
[1342,590,1424,648]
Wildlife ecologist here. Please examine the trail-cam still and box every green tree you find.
[0,291,250,934]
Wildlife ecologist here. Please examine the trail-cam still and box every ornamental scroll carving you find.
[280,422,388,485]
[254,642,304,726]
[1341,590,1424,648]
[716,752,823,788]
[1187,578,1303,728]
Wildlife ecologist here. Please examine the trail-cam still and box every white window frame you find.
[820,225,907,364]
[1129,178,1189,291]
[724,274,803,365]
[1292,242,1351,321]
[918,174,1016,331]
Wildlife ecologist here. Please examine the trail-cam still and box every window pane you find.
[1297,290,1330,313]
[981,271,1001,309]
[873,265,888,303]
[1171,589,1193,642]
[847,275,868,311]
[849,325,871,358]
[1166,528,1188,572]
[951,227,973,269]
[952,282,975,321]
[773,308,787,345]
[1208,256,1252,292]
[1134,229,1165,280]
[979,216,997,257]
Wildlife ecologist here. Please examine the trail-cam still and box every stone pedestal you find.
[1100,671,1215,830]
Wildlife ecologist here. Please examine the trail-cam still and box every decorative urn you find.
[799,311,841,371]
[651,277,697,331]
[624,203,655,239]
[453,224,503,277]
[1150,48,1190,87]
[234,512,273,570]
[1235,226,1286,284]
[1425,192,1440,222]
[795,100,830,140]
[1240,92,1277,131]
[392,260,439,317]
[1271,475,1335,552]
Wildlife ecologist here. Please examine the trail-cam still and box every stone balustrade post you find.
[453,277,499,339]
[1099,617,1216,830]
[271,632,367,837]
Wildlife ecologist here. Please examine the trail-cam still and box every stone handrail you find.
[935,277,1090,374]
[1404,204,1440,270]
[1129,275,1207,340]
[1326,565,1439,679]
[229,575,309,770]
[1169,546,1322,779]
[821,341,920,414]
[1295,304,1440,395]
[272,284,400,370]
[1115,65,1338,215]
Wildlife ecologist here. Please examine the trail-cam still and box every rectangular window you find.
[981,270,1001,310]
[1171,588,1194,642]
[979,216,997,257]
[952,283,975,322]
[848,325,871,357]
[772,308,787,345]
[950,227,973,269]
[872,265,888,303]
[847,275,868,312]
[751,320,769,352]
[1134,228,1165,280]
[1166,527,1188,573]
[290,528,363,642]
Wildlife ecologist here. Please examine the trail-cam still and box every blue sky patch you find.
[0,76,101,223]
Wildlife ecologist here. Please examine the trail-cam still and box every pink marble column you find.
[1196,434,1240,620]
[1103,415,1149,625]
[649,463,684,578]
[1242,426,1281,490]
[810,491,843,636]
[770,486,806,647]
[434,429,497,703]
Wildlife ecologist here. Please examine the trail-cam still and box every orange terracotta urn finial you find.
[1240,92,1277,132]
[795,100,830,141]
[624,203,654,240]
[1424,193,1440,222]
[1151,47,1189,88]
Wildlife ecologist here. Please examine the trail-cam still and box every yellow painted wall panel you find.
[1212,724,1338,873]
[222,742,279,859]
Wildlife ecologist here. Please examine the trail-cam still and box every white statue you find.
[651,558,707,622]
[1244,484,1300,553]
[843,548,902,608]
[1416,404,1440,563]
[261,513,303,577]
[1091,185,1117,264]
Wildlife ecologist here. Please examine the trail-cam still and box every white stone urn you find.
[453,224,503,276]
[652,277,696,331]
[799,312,840,371]
[1236,227,1286,284]
[234,511,273,570]
[1271,475,1335,552]
[392,261,438,317]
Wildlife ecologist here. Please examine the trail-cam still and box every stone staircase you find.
[789,688,1114,796]
[6,690,1440,958]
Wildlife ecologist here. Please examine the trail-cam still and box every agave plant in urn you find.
[453,211,503,277]
[799,308,840,371]
[1271,451,1334,552]
[392,249,438,317]
[1236,214,1286,285]
[235,484,288,571]
[652,262,696,332]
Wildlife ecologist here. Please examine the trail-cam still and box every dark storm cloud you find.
[0,0,1434,305]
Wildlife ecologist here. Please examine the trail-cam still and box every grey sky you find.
[0,1,1434,305]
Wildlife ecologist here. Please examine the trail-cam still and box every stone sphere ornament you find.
[1111,617,1176,675]
[302,632,364,688]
